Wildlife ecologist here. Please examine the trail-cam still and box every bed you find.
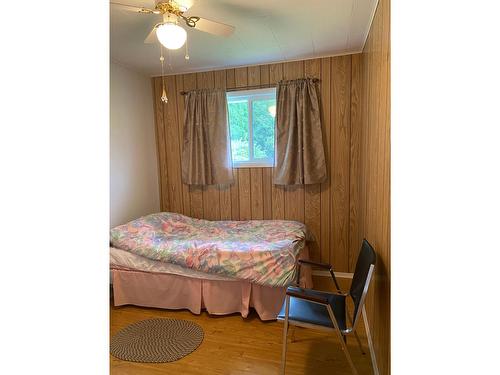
[110,212,313,320]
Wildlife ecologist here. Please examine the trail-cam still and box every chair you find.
[277,239,379,375]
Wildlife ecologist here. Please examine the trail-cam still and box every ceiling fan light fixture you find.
[156,22,187,50]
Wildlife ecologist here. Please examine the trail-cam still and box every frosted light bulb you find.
[156,23,187,50]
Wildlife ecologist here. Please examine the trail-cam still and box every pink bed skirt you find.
[112,266,312,321]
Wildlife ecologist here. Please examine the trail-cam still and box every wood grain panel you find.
[250,168,263,219]
[152,77,170,211]
[238,168,251,220]
[349,54,362,272]
[319,57,332,265]
[260,64,270,86]
[331,56,351,272]
[262,168,273,219]
[247,65,260,86]
[235,67,248,87]
[356,0,391,373]
[163,75,183,214]
[226,69,235,90]
[230,168,240,221]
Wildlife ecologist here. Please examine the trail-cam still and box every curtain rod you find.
[179,78,320,95]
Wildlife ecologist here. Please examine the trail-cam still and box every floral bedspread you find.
[110,212,309,287]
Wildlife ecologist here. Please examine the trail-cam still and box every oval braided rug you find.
[110,318,204,363]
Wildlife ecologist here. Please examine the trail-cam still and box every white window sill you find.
[232,161,274,168]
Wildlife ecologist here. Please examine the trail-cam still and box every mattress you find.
[110,212,309,286]
[110,247,236,282]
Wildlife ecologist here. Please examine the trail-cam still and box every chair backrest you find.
[350,239,376,327]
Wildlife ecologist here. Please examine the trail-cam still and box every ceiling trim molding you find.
[150,48,364,77]
[360,0,380,53]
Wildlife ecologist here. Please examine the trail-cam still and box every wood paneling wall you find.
[352,0,391,373]
[152,5,390,371]
[152,55,358,272]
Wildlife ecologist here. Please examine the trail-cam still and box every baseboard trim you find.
[312,270,354,279]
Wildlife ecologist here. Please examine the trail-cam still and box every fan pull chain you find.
[160,45,168,104]
[185,37,190,60]
[167,49,173,71]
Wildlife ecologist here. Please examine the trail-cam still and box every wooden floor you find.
[110,302,375,375]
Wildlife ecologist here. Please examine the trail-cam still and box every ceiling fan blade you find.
[110,2,159,14]
[175,0,195,12]
[144,26,158,44]
[192,17,234,37]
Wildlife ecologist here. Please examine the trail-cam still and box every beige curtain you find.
[182,89,234,185]
[274,78,327,185]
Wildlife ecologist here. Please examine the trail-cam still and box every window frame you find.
[227,87,276,168]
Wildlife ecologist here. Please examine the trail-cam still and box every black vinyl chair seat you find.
[277,289,347,331]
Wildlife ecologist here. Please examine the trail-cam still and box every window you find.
[227,88,276,167]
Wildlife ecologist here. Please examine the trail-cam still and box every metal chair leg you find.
[327,306,358,375]
[336,331,358,375]
[281,296,290,375]
[362,306,379,375]
[348,311,365,354]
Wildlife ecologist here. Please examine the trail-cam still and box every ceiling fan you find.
[111,0,235,50]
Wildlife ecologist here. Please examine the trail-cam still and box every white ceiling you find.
[110,0,378,76]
